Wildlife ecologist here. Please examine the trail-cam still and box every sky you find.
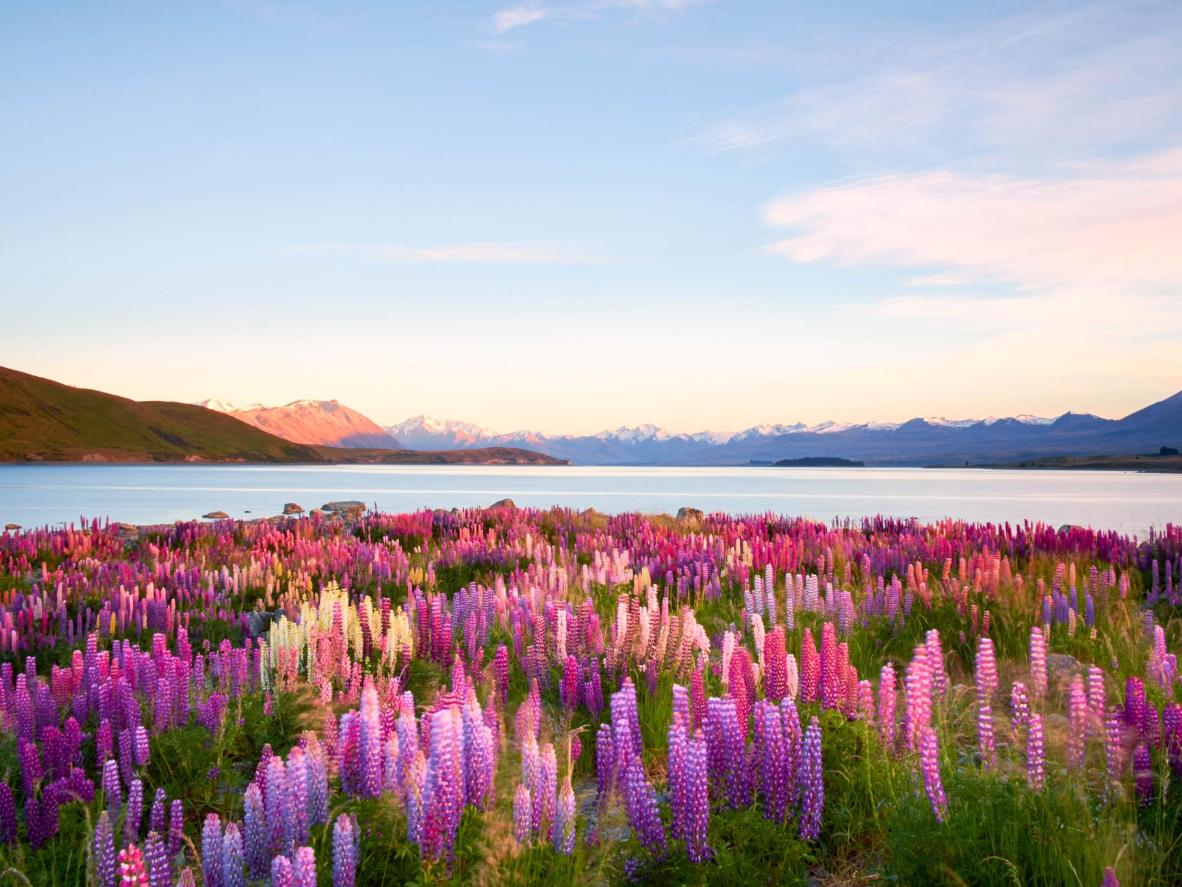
[2,0,1181,434]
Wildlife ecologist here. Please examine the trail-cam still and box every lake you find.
[1,464,1179,536]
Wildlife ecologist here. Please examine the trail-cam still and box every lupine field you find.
[0,508,1180,885]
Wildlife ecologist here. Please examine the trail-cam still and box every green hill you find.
[0,366,323,462]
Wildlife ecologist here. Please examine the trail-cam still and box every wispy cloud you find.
[296,241,604,265]
[691,3,1182,169]
[763,148,1182,292]
[491,0,712,35]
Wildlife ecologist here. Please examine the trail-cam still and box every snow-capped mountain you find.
[200,399,403,449]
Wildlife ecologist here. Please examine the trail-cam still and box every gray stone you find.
[676,507,704,522]
[1047,652,1083,686]
[490,498,517,509]
[282,502,304,515]
[246,609,287,638]
[321,500,366,514]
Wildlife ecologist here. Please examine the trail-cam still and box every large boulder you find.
[202,511,230,520]
[282,502,304,515]
[321,500,366,519]
[490,498,517,510]
[676,507,704,523]
[3,523,19,532]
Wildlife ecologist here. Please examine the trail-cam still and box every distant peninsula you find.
[983,452,1182,473]
[770,456,864,467]
[0,366,565,465]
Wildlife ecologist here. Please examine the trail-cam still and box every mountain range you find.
[196,399,402,449]
[204,391,1182,467]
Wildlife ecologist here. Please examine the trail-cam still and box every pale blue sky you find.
[3,1,1181,432]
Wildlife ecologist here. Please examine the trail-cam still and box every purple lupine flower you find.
[513,783,533,843]
[919,726,948,823]
[462,699,494,811]
[202,813,225,887]
[553,779,576,855]
[358,682,384,799]
[243,783,269,880]
[797,716,824,841]
[756,700,788,823]
[149,788,167,837]
[684,729,712,862]
[1164,704,1182,776]
[270,855,294,887]
[623,757,665,851]
[0,784,16,844]
[102,758,122,820]
[1102,866,1120,887]
[145,830,169,887]
[125,777,144,842]
[222,822,245,887]
[333,814,358,887]
[1026,713,1045,792]
[668,721,689,840]
[532,742,558,840]
[168,799,185,862]
[494,644,509,703]
[1105,706,1125,788]
[1010,682,1030,733]
[1133,744,1153,806]
[95,810,118,887]
[291,846,317,887]
[420,707,461,860]
[287,747,310,846]
[595,722,615,804]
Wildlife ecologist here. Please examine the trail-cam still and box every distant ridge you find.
[200,399,403,449]
[0,367,563,465]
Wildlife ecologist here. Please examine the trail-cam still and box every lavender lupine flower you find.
[358,682,384,798]
[243,783,268,880]
[1026,713,1045,792]
[755,701,789,823]
[1029,627,1048,699]
[202,814,225,887]
[102,758,122,821]
[420,708,461,860]
[94,810,117,887]
[222,822,245,887]
[149,789,167,837]
[878,664,897,748]
[333,814,358,887]
[134,725,150,768]
[266,755,292,856]
[125,777,144,842]
[1133,744,1153,806]
[797,717,824,841]
[513,784,533,843]
[554,779,576,855]
[144,830,169,887]
[291,846,317,887]
[683,730,712,863]
[1105,706,1125,788]
[305,736,329,827]
[270,855,294,887]
[532,742,558,840]
[1010,682,1030,733]
[1088,667,1106,733]
[919,726,948,823]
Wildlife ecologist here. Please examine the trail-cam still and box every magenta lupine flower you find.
[1133,744,1153,806]
[904,647,932,752]
[144,830,169,887]
[1102,866,1120,887]
[118,843,148,887]
[202,813,224,887]
[800,629,819,703]
[270,855,293,887]
[513,783,533,843]
[925,629,947,696]
[560,655,580,711]
[820,622,840,711]
[102,757,122,820]
[878,664,897,748]
[797,716,824,841]
[1010,682,1030,733]
[919,726,948,823]
[333,814,358,886]
[134,725,150,768]
[95,810,117,887]
[1026,713,1045,792]
[291,846,317,887]
[222,822,245,887]
[1029,626,1048,699]
[125,777,144,842]
[1088,666,1106,728]
[690,666,707,731]
[1067,675,1088,769]
[764,626,788,702]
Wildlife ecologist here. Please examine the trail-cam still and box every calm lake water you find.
[0,464,1179,537]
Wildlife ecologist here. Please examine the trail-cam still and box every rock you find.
[246,609,287,638]
[202,511,230,520]
[282,502,304,515]
[1047,652,1082,686]
[3,523,20,531]
[321,500,366,516]
[490,498,516,509]
[676,507,704,522]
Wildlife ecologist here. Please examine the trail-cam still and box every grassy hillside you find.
[0,366,324,462]
[0,367,567,465]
